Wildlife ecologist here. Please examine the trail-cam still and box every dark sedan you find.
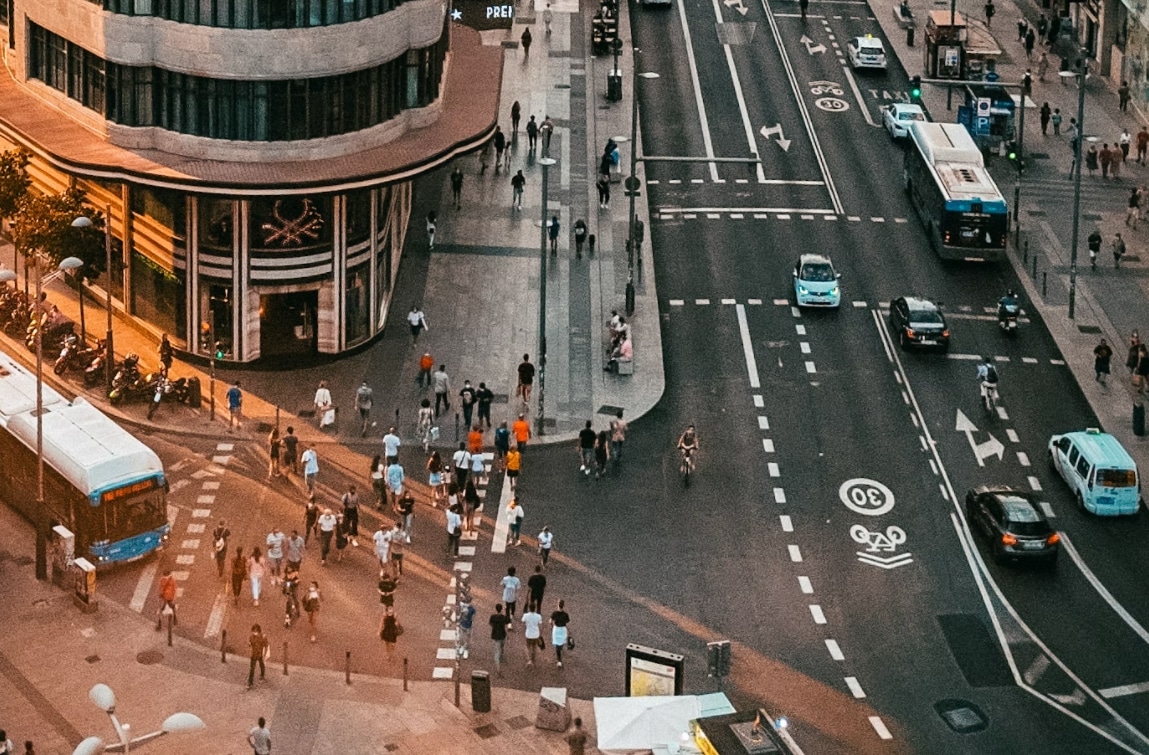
[889,296,950,352]
[965,486,1060,567]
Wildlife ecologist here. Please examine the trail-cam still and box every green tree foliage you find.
[0,148,31,223]
[12,188,106,281]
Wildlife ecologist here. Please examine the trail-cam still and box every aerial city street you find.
[2,0,1149,750]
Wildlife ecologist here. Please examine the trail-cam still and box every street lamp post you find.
[73,683,205,754]
[537,155,557,437]
[1060,56,1088,320]
[71,207,115,391]
[626,63,659,313]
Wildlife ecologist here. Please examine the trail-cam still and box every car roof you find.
[1053,430,1138,468]
[853,36,884,47]
[889,103,924,113]
[799,253,833,266]
[972,486,1047,516]
[901,296,939,310]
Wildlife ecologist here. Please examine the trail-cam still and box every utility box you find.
[51,525,75,587]
[73,557,98,613]
[186,377,202,408]
[1134,403,1145,436]
[471,670,491,712]
[607,70,623,102]
[536,687,571,731]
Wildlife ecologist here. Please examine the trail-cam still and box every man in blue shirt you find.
[457,597,475,659]
[226,380,242,430]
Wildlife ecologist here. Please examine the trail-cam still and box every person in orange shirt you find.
[418,352,434,388]
[512,414,531,454]
[468,425,484,455]
[156,569,177,630]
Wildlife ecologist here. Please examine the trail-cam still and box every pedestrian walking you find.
[1095,339,1113,383]
[511,170,526,210]
[578,420,596,474]
[398,495,414,541]
[158,333,174,374]
[527,564,548,609]
[370,454,387,509]
[1139,127,1149,164]
[450,167,464,209]
[356,382,374,436]
[317,507,338,564]
[609,409,627,464]
[304,494,319,543]
[452,442,471,490]
[541,115,554,153]
[446,504,463,557]
[373,522,394,573]
[432,364,451,417]
[302,443,319,493]
[538,526,553,566]
[469,436,485,474]
[1036,51,1048,81]
[596,174,611,209]
[341,485,360,546]
[983,0,994,27]
[1120,128,1132,161]
[1048,14,1060,45]
[1088,228,1102,269]
[213,520,231,578]
[1100,144,1112,179]
[285,529,305,572]
[493,127,507,174]
[282,426,299,475]
[490,603,510,674]
[379,606,401,660]
[502,565,522,625]
[231,547,247,605]
[417,351,434,388]
[480,138,493,173]
[0,732,14,755]
[389,524,406,573]
[1128,331,1142,374]
[1051,108,1062,135]
[548,215,560,254]
[511,100,521,132]
[386,460,405,509]
[564,717,588,755]
[476,381,494,428]
[523,602,543,665]
[550,599,570,668]
[1114,233,1127,268]
[1086,145,1099,176]
[1113,141,1125,179]
[334,512,349,562]
[247,716,271,755]
[265,527,286,584]
[457,597,475,659]
[427,451,446,507]
[1137,344,1149,394]
[1016,17,1027,42]
[516,355,536,405]
[1039,102,1051,136]
[506,445,522,490]
[248,547,266,605]
[521,27,532,57]
[226,380,243,431]
[267,428,282,479]
[506,498,525,546]
[1120,80,1132,112]
[526,115,539,151]
[513,412,532,453]
[463,478,480,534]
[303,581,321,642]
[381,425,401,465]
[459,380,477,428]
[1036,13,1048,42]
[155,569,177,630]
[314,380,334,428]
[543,2,553,35]
[494,420,511,469]
[246,625,268,689]
[426,210,437,249]
[594,430,610,478]
[1024,28,1035,59]
[573,219,587,258]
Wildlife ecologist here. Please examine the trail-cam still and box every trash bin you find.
[607,70,623,102]
[471,670,491,712]
[186,376,202,408]
[906,25,914,46]
[1134,403,1145,437]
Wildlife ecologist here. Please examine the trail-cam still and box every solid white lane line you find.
[779,515,793,532]
[845,676,867,698]
[705,0,767,183]
[788,545,803,562]
[673,0,719,180]
[762,439,775,453]
[1061,533,1149,647]
[768,462,780,477]
[758,415,770,429]
[753,394,764,408]
[825,639,845,661]
[869,717,893,740]
[774,488,787,503]
[809,605,826,624]
[1007,429,1020,443]
[1099,681,1149,699]
[1028,476,1042,491]
[841,66,877,126]
[1017,452,1031,467]
[798,576,813,594]
[735,304,761,389]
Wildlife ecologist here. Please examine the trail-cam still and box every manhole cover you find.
[136,650,164,665]
[1027,210,1047,217]
[935,699,988,733]
[1028,152,1050,159]
[597,404,624,416]
[473,723,500,739]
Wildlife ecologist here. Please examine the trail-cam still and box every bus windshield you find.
[88,488,167,542]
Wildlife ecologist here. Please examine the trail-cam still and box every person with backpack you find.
[212,519,231,578]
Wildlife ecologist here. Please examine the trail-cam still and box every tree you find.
[0,148,31,225]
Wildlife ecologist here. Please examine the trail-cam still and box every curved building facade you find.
[0,0,501,362]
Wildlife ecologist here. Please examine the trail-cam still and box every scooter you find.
[54,335,101,376]
[998,302,1019,336]
[108,355,152,405]
[147,372,173,419]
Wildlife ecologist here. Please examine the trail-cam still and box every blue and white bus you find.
[0,350,169,565]
[904,122,1009,261]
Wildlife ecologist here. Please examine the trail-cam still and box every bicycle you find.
[680,447,696,487]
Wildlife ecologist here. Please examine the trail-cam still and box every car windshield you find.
[800,263,835,282]
[859,45,883,55]
[900,111,926,121]
[908,306,944,324]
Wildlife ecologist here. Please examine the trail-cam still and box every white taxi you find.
[847,35,887,70]
[883,102,926,138]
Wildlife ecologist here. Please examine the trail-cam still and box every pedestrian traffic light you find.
[910,75,922,100]
[214,341,225,360]
[707,640,732,677]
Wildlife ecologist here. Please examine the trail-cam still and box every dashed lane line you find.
[788,545,803,562]
[735,304,761,389]
[758,415,770,429]
[768,462,781,477]
[845,676,867,699]
[825,639,845,661]
[798,576,813,594]
[809,605,827,624]
[779,515,793,532]
[774,488,786,503]
[762,439,775,453]
[869,716,893,740]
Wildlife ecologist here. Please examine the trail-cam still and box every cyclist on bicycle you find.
[678,425,699,458]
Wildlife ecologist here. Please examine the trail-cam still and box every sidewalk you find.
[875,0,1149,471]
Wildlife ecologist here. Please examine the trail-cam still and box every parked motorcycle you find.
[53,335,102,376]
[146,373,173,419]
[108,354,150,405]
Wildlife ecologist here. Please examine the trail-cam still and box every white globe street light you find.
[73,683,205,754]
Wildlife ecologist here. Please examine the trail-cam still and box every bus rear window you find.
[1097,469,1137,487]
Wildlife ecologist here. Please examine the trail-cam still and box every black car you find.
[889,296,950,351]
[965,486,1060,567]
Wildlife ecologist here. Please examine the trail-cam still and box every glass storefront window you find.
[199,198,234,253]
[130,249,185,336]
[347,190,371,247]
[345,263,369,345]
[200,283,233,356]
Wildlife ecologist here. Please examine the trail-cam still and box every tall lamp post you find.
[537,155,557,437]
[626,63,659,314]
[1,254,83,582]
[1060,54,1088,320]
[71,208,115,391]
[73,683,205,754]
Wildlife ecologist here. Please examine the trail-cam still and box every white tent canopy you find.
[594,693,734,753]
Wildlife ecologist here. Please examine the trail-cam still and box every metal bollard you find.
[455,412,460,441]
[1042,272,1047,298]
[345,651,352,685]
[167,613,173,647]
[221,629,227,663]
[283,641,289,676]
[1023,239,1029,265]
[275,405,280,432]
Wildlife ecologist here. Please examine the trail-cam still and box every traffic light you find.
[214,341,225,360]
[707,640,732,677]
[910,75,922,100]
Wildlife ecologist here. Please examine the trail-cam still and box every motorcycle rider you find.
[997,288,1019,323]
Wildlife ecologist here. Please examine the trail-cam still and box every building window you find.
[30,23,445,141]
[90,0,406,28]
[345,263,369,345]
[131,250,185,336]
[199,198,234,253]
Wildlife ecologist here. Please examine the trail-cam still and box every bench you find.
[616,356,634,375]
[893,4,915,29]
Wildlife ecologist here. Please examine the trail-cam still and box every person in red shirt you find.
[156,569,177,630]
[418,352,434,388]
[468,425,484,455]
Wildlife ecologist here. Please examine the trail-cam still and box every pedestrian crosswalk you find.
[656,209,911,223]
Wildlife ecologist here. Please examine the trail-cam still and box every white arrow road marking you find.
[723,0,749,15]
[1049,688,1088,707]
[800,35,826,54]
[955,409,1004,466]
[759,123,792,151]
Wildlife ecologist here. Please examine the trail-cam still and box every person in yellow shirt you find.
[505,447,522,490]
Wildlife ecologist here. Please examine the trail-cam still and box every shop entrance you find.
[260,291,317,358]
